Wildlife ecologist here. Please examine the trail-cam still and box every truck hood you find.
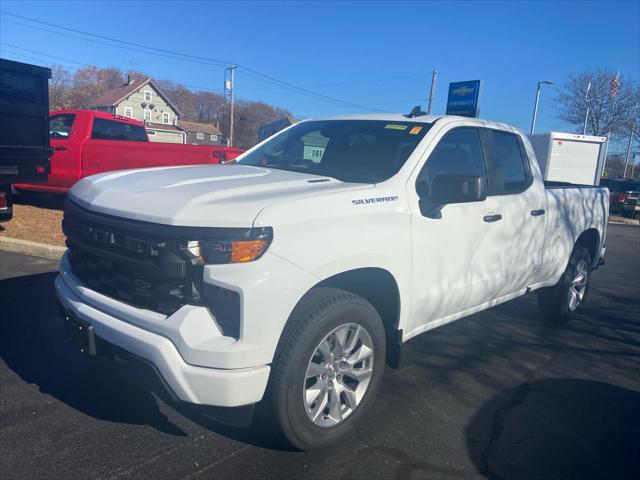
[69,165,370,227]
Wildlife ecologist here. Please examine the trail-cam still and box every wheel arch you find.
[575,228,600,267]
[288,267,403,368]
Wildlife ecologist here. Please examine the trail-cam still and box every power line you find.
[1,10,387,113]
[1,43,416,114]
[237,69,387,112]
[2,19,224,68]
[2,43,89,67]
[1,44,229,95]
[2,11,230,66]
[236,73,432,91]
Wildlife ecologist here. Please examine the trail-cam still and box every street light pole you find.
[427,69,437,114]
[623,103,638,179]
[530,80,554,134]
[225,65,236,147]
[583,82,591,135]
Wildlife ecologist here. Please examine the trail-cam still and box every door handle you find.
[54,145,67,151]
[483,214,502,223]
[530,209,546,216]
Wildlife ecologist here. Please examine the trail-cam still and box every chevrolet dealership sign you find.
[446,80,482,117]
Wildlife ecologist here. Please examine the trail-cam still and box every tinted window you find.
[238,120,431,183]
[417,127,486,187]
[600,179,640,192]
[484,130,529,194]
[91,118,147,142]
[49,114,75,139]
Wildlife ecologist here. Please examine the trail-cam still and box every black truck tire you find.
[266,287,386,450]
[537,246,592,322]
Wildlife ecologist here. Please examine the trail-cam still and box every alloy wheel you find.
[303,323,374,427]
[568,259,588,311]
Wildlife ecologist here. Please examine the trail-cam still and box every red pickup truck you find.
[15,110,243,193]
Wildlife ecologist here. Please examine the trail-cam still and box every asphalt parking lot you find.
[1,224,639,480]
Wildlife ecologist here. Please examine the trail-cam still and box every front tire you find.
[267,287,386,450]
[537,246,592,322]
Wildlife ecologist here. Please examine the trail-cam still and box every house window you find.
[197,133,204,140]
[143,109,151,122]
[211,134,217,141]
[162,112,170,124]
[143,90,152,101]
[124,107,133,118]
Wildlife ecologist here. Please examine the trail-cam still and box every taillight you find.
[0,192,7,210]
[618,194,626,202]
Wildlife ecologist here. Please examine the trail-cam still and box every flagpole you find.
[601,72,621,177]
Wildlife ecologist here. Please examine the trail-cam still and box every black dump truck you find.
[0,58,52,221]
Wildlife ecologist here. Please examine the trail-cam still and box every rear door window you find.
[91,118,147,142]
[49,114,75,140]
[481,129,531,194]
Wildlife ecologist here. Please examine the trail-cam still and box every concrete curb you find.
[0,236,66,260]
[609,216,640,226]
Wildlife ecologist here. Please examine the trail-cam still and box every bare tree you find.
[48,64,72,110]
[44,64,292,148]
[554,68,639,141]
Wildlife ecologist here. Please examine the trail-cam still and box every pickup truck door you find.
[82,117,150,176]
[48,113,82,188]
[479,129,547,292]
[408,126,507,335]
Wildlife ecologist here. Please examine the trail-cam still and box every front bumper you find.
[55,271,270,407]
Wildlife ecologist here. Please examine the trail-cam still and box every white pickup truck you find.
[56,112,609,450]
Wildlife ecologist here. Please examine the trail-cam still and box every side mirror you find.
[418,174,486,218]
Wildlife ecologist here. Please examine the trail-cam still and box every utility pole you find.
[427,69,437,114]
[582,82,591,135]
[225,65,237,147]
[623,103,638,179]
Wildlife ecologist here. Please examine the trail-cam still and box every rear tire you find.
[537,246,592,322]
[267,287,386,451]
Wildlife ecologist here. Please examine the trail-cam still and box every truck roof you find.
[310,113,446,124]
[51,109,145,127]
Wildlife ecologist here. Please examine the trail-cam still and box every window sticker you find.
[384,124,408,131]
[409,126,423,135]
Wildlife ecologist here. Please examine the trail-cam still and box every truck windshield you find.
[237,120,431,183]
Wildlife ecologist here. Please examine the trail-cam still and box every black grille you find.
[63,202,195,315]
[62,201,245,337]
[68,249,189,314]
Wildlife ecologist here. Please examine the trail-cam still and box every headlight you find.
[185,227,272,264]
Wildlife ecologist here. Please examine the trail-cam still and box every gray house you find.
[88,77,185,144]
[256,116,298,142]
[178,120,224,146]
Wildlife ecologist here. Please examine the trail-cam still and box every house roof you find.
[178,120,222,135]
[87,77,183,116]
[145,122,183,132]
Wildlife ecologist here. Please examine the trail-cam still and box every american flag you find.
[610,73,620,98]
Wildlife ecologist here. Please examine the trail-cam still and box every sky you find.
[0,0,638,140]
